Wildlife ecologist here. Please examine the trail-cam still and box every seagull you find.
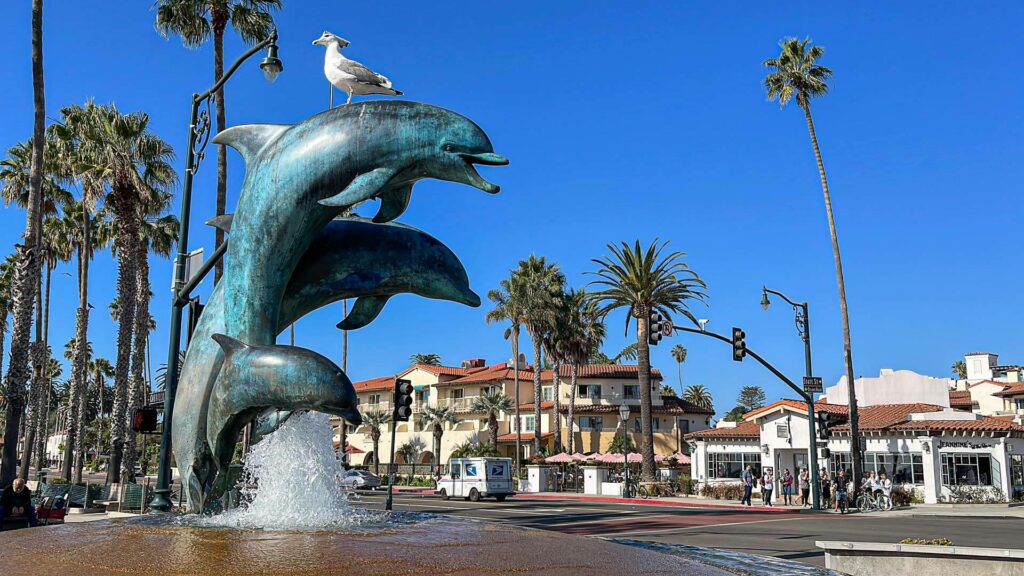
[312,31,403,106]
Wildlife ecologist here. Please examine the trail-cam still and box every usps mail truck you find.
[435,457,514,502]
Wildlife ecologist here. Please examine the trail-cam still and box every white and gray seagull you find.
[312,31,402,105]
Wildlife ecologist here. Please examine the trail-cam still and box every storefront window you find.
[1010,455,1023,489]
[941,453,993,486]
[828,452,852,479]
[707,452,761,479]
[864,453,924,484]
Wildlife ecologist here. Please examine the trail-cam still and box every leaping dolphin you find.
[213,101,507,347]
[172,218,480,512]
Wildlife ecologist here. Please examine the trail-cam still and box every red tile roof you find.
[400,363,485,378]
[353,375,395,392]
[436,363,663,385]
[684,421,760,440]
[948,390,974,409]
[890,418,1024,434]
[518,401,555,411]
[830,404,946,432]
[995,383,1024,397]
[496,432,553,443]
[743,399,848,421]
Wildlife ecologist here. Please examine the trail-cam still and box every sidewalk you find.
[515,492,811,513]
[890,503,1024,519]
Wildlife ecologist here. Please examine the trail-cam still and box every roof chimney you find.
[461,358,485,369]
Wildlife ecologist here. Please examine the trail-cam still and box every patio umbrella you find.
[570,453,589,461]
[545,452,574,463]
[597,452,642,463]
[671,453,691,464]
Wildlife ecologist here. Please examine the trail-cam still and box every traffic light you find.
[731,327,746,361]
[132,408,158,434]
[817,411,831,441]
[649,311,663,346]
[820,447,831,460]
[393,378,414,422]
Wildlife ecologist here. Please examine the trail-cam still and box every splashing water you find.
[198,411,386,530]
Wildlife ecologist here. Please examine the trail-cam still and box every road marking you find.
[595,516,806,538]
[543,513,676,528]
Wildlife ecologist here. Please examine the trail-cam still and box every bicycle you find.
[623,478,650,499]
[855,490,886,512]
[835,490,849,514]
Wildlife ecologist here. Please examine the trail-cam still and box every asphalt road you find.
[350,491,1024,568]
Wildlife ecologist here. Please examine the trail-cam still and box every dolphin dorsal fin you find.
[213,124,290,163]
[206,214,234,233]
[211,333,248,356]
[372,183,414,223]
[336,295,390,330]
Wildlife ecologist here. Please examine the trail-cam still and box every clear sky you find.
[0,2,1021,416]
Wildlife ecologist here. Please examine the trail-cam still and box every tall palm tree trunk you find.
[488,411,498,447]
[212,10,227,283]
[803,104,860,482]
[551,361,561,452]
[371,431,380,475]
[2,0,46,487]
[531,338,542,458]
[123,241,150,482]
[636,313,655,481]
[677,361,683,397]
[32,263,53,473]
[433,426,443,471]
[19,265,46,479]
[71,210,90,482]
[512,331,521,470]
[567,364,578,455]
[107,194,138,484]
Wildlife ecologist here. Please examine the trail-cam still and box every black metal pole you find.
[385,418,398,511]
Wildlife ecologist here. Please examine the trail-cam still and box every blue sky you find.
[0,2,1021,415]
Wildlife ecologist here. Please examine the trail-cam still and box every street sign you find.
[803,376,823,393]
[662,319,673,337]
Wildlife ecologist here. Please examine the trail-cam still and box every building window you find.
[1015,399,1024,410]
[542,386,553,402]
[707,452,761,479]
[864,453,924,484]
[369,394,380,405]
[577,385,602,399]
[941,453,994,486]
[524,415,536,432]
[624,385,639,400]
[1010,455,1024,491]
[678,419,690,434]
[634,417,660,432]
[580,416,604,431]
[828,452,852,479]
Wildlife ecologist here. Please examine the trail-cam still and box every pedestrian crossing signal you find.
[132,408,158,434]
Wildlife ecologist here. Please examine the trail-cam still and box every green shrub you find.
[49,477,69,485]
[674,475,695,496]
[899,538,954,546]
[699,482,745,500]
[941,485,1008,504]
[890,487,914,507]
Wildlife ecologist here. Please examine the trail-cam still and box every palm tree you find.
[486,277,526,469]
[951,360,967,380]
[671,344,687,397]
[48,101,110,481]
[88,104,175,484]
[764,37,861,481]
[0,253,18,380]
[81,357,113,481]
[0,0,46,484]
[511,255,565,458]
[420,405,458,471]
[559,289,605,455]
[409,353,442,366]
[361,409,390,475]
[542,291,571,452]
[155,0,280,282]
[588,240,706,481]
[471,390,513,447]
[683,384,713,410]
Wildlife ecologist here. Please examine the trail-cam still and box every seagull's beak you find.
[312,38,323,46]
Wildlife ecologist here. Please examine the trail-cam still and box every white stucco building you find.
[686,368,1024,504]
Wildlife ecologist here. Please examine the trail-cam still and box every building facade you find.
[343,359,713,467]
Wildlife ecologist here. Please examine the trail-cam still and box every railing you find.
[433,397,481,412]
[359,401,392,413]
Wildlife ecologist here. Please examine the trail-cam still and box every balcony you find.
[434,396,482,413]
[359,401,392,414]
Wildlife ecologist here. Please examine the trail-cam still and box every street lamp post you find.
[150,31,283,512]
[761,287,821,509]
[619,403,630,498]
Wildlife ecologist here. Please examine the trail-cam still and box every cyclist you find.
[834,471,849,514]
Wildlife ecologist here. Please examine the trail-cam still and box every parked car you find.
[340,469,381,490]
[435,457,514,502]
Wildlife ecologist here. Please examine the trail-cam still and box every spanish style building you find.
[342,358,713,466]
[686,366,1024,504]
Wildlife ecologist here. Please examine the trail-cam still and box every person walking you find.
[761,469,775,506]
[798,468,810,507]
[781,468,794,505]
[819,469,831,509]
[741,465,754,506]
[880,472,893,510]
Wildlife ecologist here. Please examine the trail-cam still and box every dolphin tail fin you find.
[211,333,248,357]
[372,184,413,223]
[213,124,290,164]
[206,214,234,233]
[337,295,390,330]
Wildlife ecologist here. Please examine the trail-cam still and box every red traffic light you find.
[393,379,414,421]
[132,408,159,434]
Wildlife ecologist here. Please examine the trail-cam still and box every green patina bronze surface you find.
[171,101,506,512]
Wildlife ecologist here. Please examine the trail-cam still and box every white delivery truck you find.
[435,457,514,502]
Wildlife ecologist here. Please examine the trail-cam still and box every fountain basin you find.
[0,514,730,575]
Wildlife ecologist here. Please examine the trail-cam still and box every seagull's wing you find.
[335,58,391,87]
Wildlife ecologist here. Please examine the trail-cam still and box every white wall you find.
[965,353,997,381]
[827,369,951,408]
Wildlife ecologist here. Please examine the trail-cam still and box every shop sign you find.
[938,440,994,450]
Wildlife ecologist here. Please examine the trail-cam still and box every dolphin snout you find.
[340,407,362,427]
[459,152,509,166]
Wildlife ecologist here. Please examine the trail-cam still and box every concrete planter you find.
[817,541,1024,576]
